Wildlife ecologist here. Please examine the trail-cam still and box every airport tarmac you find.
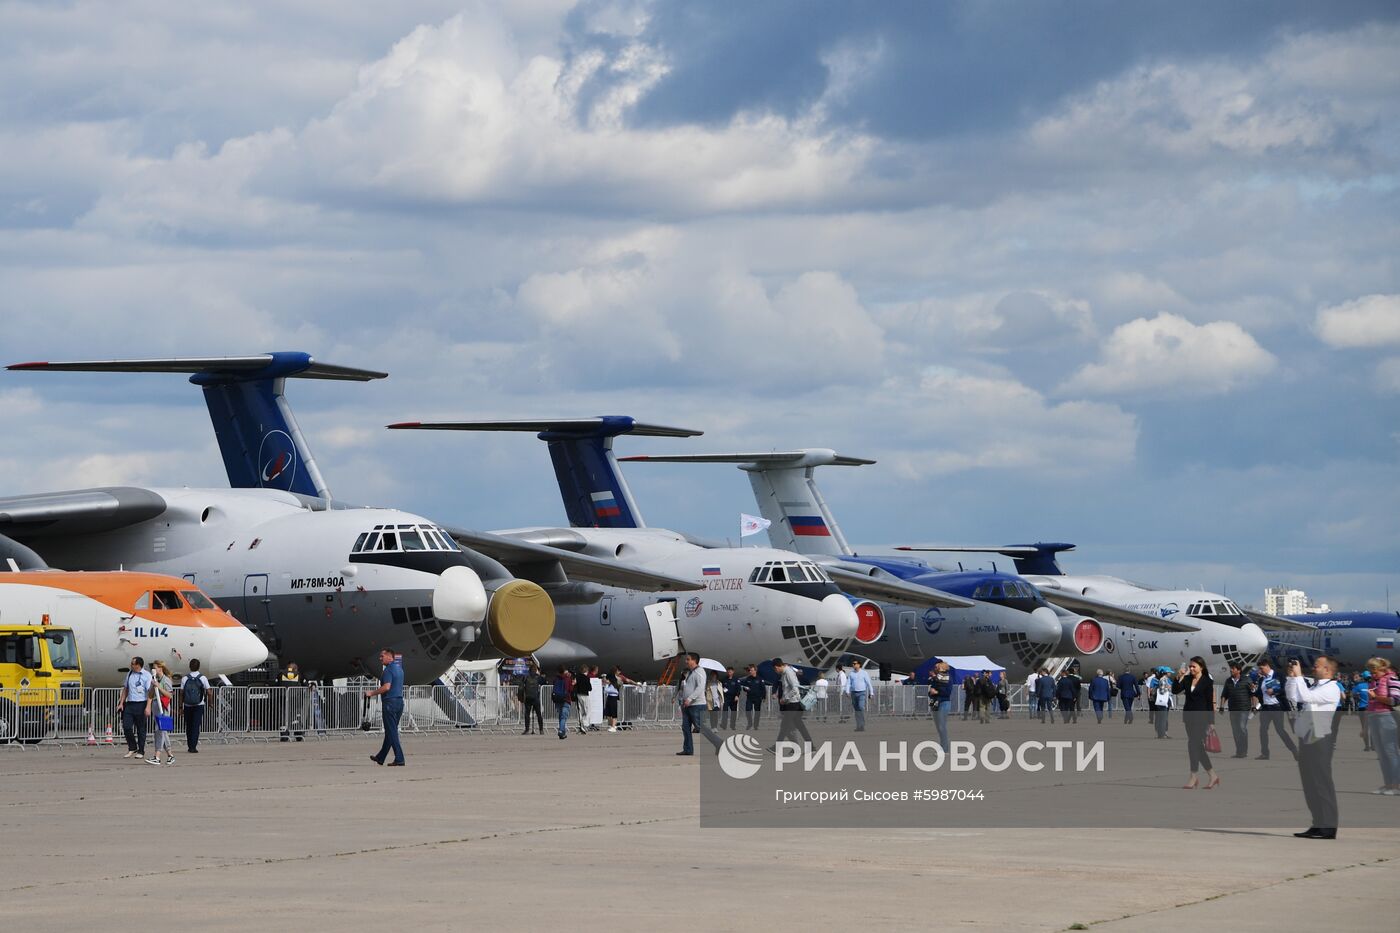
[2,719,1397,932]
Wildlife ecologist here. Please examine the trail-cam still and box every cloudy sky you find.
[2,1,1397,610]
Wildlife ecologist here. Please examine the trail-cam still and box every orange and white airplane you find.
[0,570,268,687]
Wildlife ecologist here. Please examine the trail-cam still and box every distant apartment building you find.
[1264,587,1330,615]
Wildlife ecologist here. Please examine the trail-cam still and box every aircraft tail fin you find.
[9,353,386,499]
[619,449,872,556]
[388,417,701,529]
[895,542,1076,576]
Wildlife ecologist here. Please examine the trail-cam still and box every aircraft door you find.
[897,610,923,659]
[1116,626,1138,667]
[242,574,272,630]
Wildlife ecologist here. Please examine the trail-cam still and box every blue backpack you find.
[181,675,206,706]
[552,677,568,703]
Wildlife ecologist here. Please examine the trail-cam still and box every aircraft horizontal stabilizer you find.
[9,353,386,382]
[1037,588,1197,634]
[388,417,700,438]
[0,487,168,538]
[620,450,875,467]
[824,566,975,611]
[1241,609,1317,633]
[441,525,704,593]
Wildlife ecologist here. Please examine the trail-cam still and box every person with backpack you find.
[181,659,212,753]
[517,661,544,735]
[976,672,996,724]
[551,666,574,739]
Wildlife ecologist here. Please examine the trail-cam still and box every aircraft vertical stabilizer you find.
[8,353,387,500]
[619,450,873,556]
[387,417,701,529]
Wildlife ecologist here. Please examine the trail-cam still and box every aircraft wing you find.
[823,566,975,610]
[441,525,703,592]
[0,487,168,538]
[1037,589,1199,634]
[1241,609,1317,633]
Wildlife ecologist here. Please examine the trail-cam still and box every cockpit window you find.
[351,523,461,555]
[750,561,830,585]
[134,592,151,611]
[152,590,182,610]
[182,590,217,610]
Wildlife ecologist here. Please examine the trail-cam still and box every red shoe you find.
[1205,776,1221,790]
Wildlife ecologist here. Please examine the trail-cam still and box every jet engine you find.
[1048,605,1104,655]
[435,565,556,657]
[849,598,885,645]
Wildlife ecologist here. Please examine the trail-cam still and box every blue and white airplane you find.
[1267,611,1400,673]
[619,447,1202,676]
[622,449,1264,677]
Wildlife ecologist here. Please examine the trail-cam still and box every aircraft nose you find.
[816,593,859,639]
[209,626,270,675]
[1028,606,1065,648]
[434,565,489,623]
[1239,622,1269,658]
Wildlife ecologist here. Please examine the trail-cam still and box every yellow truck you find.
[0,625,83,743]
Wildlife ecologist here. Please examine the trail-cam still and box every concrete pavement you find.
[1,721,1396,931]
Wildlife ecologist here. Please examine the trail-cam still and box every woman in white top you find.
[148,660,174,765]
[707,674,725,730]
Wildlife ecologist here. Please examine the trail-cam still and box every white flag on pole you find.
[740,513,772,537]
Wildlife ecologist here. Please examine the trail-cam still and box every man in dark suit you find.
[1116,670,1139,724]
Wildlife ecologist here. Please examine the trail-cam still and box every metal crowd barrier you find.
[1,679,1176,748]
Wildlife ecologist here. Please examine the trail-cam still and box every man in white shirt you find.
[1025,671,1038,716]
[1286,655,1343,839]
[835,664,850,722]
[813,674,830,721]
[117,656,154,760]
[848,660,874,732]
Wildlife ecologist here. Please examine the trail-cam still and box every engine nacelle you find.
[849,598,885,645]
[1058,616,1104,655]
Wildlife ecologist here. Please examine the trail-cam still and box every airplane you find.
[4,355,702,683]
[894,542,1279,674]
[0,564,267,686]
[620,449,1264,677]
[1266,610,1400,673]
[384,418,987,674]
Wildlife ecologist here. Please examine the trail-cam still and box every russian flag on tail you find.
[591,490,621,519]
[789,516,831,537]
[1378,635,1395,650]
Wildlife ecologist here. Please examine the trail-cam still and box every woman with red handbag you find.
[1173,657,1220,790]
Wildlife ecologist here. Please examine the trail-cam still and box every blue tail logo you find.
[257,430,298,490]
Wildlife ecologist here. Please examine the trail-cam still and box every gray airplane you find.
[3,355,699,683]
[386,418,980,674]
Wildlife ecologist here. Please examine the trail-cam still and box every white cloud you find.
[873,367,1138,479]
[1028,22,1400,172]
[1315,294,1400,348]
[1374,357,1400,394]
[507,227,887,390]
[1061,312,1276,397]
